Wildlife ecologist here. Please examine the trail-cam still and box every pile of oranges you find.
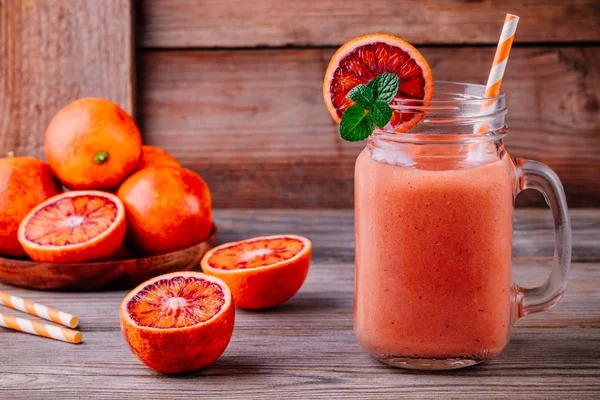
[0,98,213,263]
[0,97,314,375]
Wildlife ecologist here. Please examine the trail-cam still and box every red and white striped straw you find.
[0,291,79,329]
[0,313,82,344]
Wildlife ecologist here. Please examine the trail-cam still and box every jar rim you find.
[371,127,508,146]
[377,81,508,138]
[392,81,505,106]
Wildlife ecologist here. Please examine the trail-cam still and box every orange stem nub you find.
[94,151,109,164]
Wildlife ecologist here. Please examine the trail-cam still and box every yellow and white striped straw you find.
[0,313,82,344]
[0,291,79,329]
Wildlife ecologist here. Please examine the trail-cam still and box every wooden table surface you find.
[0,209,598,399]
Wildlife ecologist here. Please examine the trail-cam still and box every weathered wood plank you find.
[0,209,598,398]
[0,259,597,331]
[229,209,600,328]
[0,328,598,399]
[138,47,600,208]
[0,0,134,158]
[212,209,600,261]
[136,0,600,48]
[0,209,598,328]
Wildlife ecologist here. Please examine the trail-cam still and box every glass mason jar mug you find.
[354,82,571,370]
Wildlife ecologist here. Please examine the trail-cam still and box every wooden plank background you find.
[136,1,600,47]
[0,0,134,157]
[1,209,599,398]
[2,0,599,207]
[134,0,600,208]
[137,47,599,208]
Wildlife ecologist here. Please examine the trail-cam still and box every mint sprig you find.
[339,72,399,142]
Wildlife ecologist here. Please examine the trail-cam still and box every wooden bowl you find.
[0,225,217,291]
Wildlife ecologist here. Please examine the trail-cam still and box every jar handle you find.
[515,158,572,317]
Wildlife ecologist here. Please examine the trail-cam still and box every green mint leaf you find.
[367,72,399,103]
[339,105,376,142]
[338,73,399,142]
[370,100,393,128]
[347,84,375,109]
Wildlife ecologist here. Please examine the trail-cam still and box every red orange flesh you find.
[202,235,311,310]
[17,191,126,263]
[120,272,234,374]
[323,33,433,132]
[208,236,306,270]
[127,275,226,328]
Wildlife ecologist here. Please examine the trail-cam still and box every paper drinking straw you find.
[484,14,519,99]
[0,291,79,329]
[0,313,82,344]
[477,13,519,132]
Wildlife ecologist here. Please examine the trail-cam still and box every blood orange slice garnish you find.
[323,33,433,132]
[120,272,235,374]
[17,190,126,263]
[201,235,312,310]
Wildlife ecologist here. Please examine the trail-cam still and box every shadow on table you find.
[154,357,263,379]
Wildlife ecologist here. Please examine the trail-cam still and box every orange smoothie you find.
[354,146,516,363]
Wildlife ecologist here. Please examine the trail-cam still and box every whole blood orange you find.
[0,157,62,257]
[17,191,126,263]
[323,33,433,132]
[45,98,142,190]
[135,145,180,172]
[201,235,312,310]
[120,271,234,374]
[117,166,212,256]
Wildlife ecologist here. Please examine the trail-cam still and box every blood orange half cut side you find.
[201,235,312,310]
[120,272,235,373]
[17,190,126,263]
[205,236,307,270]
[126,273,227,328]
[323,33,433,132]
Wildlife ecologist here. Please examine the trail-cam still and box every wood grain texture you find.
[136,0,600,48]
[213,209,600,262]
[0,329,598,399]
[0,0,134,159]
[0,209,598,399]
[137,47,600,208]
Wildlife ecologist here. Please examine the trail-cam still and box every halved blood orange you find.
[120,271,234,374]
[17,191,126,263]
[323,33,433,132]
[201,235,312,310]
